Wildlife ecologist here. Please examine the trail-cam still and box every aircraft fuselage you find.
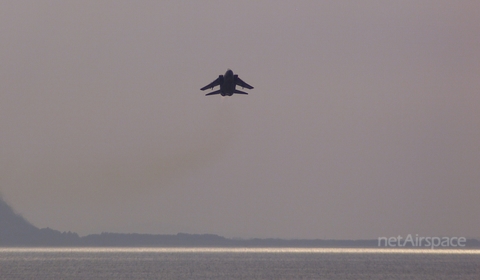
[220,70,235,96]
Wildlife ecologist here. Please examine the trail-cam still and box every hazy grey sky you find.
[1,1,479,239]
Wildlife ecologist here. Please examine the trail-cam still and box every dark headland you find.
[1,197,479,248]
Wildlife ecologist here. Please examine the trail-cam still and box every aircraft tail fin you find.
[205,90,222,96]
[233,89,248,95]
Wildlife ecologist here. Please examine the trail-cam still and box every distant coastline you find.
[2,198,479,247]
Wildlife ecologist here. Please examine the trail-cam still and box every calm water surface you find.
[0,248,479,279]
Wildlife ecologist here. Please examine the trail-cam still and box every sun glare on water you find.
[1,248,479,254]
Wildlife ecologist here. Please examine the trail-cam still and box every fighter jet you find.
[200,69,254,96]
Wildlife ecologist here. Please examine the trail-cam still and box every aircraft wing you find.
[235,76,254,89]
[200,76,222,91]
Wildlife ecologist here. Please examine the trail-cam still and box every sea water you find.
[0,248,479,279]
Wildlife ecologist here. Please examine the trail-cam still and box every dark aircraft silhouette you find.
[201,69,254,96]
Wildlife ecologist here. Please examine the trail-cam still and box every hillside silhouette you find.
[0,197,234,246]
[0,197,79,246]
[0,196,40,245]
[1,197,479,247]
